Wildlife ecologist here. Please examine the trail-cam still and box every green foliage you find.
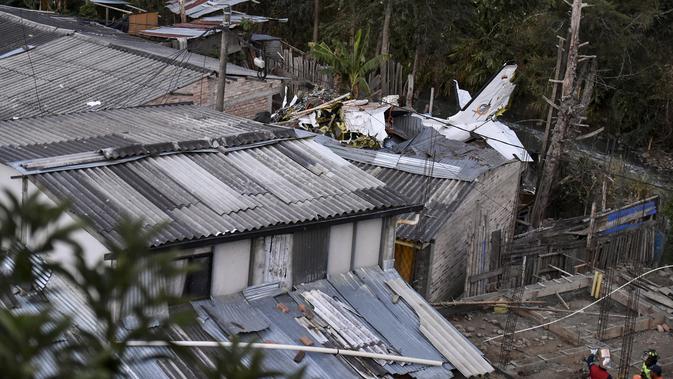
[78,1,98,19]
[263,0,673,152]
[309,29,387,97]
[0,190,297,378]
[0,310,72,379]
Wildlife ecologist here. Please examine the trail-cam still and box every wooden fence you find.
[464,197,661,296]
[270,41,407,99]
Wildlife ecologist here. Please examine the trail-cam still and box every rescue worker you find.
[642,350,660,379]
[635,365,663,379]
[587,352,613,379]
[650,365,663,379]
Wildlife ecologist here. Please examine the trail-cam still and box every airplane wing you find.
[473,120,532,162]
[449,64,517,124]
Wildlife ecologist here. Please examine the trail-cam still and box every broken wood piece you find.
[299,336,314,346]
[657,324,665,333]
[293,350,306,363]
[432,300,544,307]
[276,303,289,313]
[556,291,570,310]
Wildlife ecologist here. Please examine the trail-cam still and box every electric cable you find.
[483,264,673,342]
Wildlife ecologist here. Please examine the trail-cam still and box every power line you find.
[483,264,673,342]
[18,13,44,116]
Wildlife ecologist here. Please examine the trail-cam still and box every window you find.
[292,227,329,284]
[174,248,212,300]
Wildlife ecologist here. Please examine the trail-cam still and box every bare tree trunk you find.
[312,0,320,43]
[530,0,584,227]
[380,0,393,95]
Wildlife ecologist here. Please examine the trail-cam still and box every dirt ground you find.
[444,287,673,378]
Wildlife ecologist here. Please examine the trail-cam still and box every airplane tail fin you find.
[449,64,517,124]
[452,80,472,109]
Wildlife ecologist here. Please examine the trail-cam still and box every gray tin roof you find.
[1,105,417,248]
[0,34,208,120]
[355,163,472,242]
[188,266,472,378]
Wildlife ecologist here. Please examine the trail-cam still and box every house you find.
[0,5,285,119]
[318,115,525,301]
[0,104,495,377]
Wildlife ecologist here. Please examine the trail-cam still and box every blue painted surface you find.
[606,201,657,222]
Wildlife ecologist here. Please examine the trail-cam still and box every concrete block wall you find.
[427,161,523,302]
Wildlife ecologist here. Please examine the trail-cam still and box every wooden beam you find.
[468,268,504,283]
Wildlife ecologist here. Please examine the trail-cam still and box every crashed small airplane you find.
[418,64,532,162]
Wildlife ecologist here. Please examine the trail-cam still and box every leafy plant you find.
[0,189,297,378]
[309,29,387,98]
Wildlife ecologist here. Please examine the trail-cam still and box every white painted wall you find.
[0,164,108,268]
[352,218,383,269]
[327,222,353,275]
[211,239,251,296]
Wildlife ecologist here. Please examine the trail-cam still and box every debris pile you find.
[272,89,388,149]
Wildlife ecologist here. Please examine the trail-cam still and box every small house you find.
[0,104,495,377]
[0,5,285,120]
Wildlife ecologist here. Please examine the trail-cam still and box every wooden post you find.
[429,87,435,116]
[601,177,607,211]
[406,74,414,107]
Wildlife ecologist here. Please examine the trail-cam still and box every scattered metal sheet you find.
[386,277,494,377]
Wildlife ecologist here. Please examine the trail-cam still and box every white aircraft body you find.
[416,64,532,162]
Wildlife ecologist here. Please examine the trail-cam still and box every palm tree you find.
[309,29,387,98]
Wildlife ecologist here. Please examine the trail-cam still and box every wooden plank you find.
[469,268,504,283]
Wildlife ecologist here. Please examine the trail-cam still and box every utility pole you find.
[312,0,320,43]
[215,5,231,112]
[179,0,186,23]
[380,0,392,96]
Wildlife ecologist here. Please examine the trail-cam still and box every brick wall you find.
[145,75,283,119]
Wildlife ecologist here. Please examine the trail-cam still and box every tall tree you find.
[530,0,586,226]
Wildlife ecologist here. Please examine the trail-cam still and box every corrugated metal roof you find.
[185,266,458,378]
[386,276,494,377]
[2,105,415,247]
[166,0,248,18]
[0,104,289,163]
[0,34,207,120]
[0,12,69,58]
[316,131,512,242]
[31,142,410,247]
[0,5,281,78]
[353,163,471,242]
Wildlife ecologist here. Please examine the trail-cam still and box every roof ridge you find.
[0,103,200,124]
[0,9,75,36]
